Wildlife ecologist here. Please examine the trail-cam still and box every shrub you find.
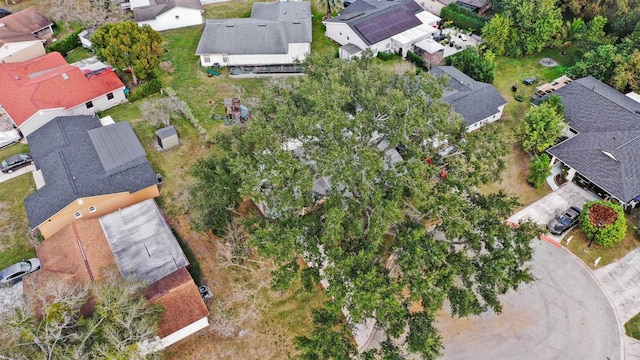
[579,200,627,247]
[376,51,399,61]
[445,48,495,83]
[127,78,162,102]
[406,51,426,69]
[46,29,83,56]
[440,4,487,34]
[527,154,550,188]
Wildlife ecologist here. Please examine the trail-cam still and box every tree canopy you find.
[0,271,163,360]
[191,54,541,359]
[482,0,562,56]
[518,97,566,154]
[91,22,163,85]
[45,0,131,28]
[445,47,496,83]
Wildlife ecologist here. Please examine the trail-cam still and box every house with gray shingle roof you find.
[195,1,312,68]
[24,115,160,238]
[429,66,506,132]
[546,77,640,209]
[129,0,203,31]
[323,0,440,60]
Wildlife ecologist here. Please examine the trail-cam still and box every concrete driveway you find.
[437,182,621,360]
[0,164,35,184]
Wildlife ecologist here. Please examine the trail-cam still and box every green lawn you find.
[0,173,37,270]
[626,313,640,340]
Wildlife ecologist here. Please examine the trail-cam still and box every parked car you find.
[523,76,538,85]
[0,153,33,174]
[0,129,21,150]
[547,206,582,235]
[0,258,41,286]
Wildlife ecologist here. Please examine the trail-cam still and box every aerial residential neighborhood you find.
[0,0,639,359]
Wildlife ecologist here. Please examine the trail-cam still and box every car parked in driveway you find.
[0,129,21,150]
[1,153,33,173]
[0,258,41,286]
[547,206,582,235]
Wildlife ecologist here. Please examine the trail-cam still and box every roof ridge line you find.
[614,133,640,151]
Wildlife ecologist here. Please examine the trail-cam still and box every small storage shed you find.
[156,126,179,150]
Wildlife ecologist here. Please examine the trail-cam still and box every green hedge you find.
[46,29,83,57]
[440,4,487,34]
[406,51,427,69]
[376,51,400,61]
[579,200,627,248]
[127,78,162,102]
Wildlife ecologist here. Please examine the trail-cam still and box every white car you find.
[0,129,21,150]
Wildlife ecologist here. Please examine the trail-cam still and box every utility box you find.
[156,126,178,150]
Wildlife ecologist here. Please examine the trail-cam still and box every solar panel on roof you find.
[404,1,422,13]
[354,8,422,44]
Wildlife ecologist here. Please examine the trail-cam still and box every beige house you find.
[25,115,160,238]
[0,31,45,63]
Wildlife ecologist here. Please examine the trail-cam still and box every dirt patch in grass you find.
[562,210,640,268]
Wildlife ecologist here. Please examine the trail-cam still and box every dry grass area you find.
[164,215,326,360]
[562,210,640,269]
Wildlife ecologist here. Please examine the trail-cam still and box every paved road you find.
[437,239,621,360]
[596,249,640,360]
[437,182,620,360]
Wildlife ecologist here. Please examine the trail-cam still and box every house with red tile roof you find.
[0,52,127,136]
[23,199,210,350]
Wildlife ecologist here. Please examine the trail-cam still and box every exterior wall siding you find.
[0,41,46,63]
[19,108,66,137]
[324,22,367,49]
[160,317,209,348]
[138,8,203,31]
[199,43,310,67]
[37,185,160,238]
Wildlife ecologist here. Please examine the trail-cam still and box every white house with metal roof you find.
[195,2,312,68]
[130,0,203,31]
[323,0,440,60]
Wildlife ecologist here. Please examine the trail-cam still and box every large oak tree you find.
[191,54,541,358]
[91,22,163,85]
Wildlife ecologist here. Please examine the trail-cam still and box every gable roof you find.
[0,7,52,34]
[25,202,208,342]
[24,116,158,228]
[547,77,640,203]
[195,1,311,56]
[0,30,41,46]
[324,0,426,46]
[133,0,203,21]
[0,52,125,127]
[429,66,506,127]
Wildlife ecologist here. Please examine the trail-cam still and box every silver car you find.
[0,258,41,286]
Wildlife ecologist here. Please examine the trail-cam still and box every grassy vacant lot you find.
[562,210,640,269]
[479,46,578,210]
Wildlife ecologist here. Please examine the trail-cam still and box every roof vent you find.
[259,23,267,27]
[61,72,69,80]
[14,75,19,80]
[225,24,234,27]
[0,23,5,28]
[601,150,618,162]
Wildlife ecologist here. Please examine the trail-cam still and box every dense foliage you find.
[440,3,488,34]
[91,22,163,85]
[445,48,496,83]
[579,200,627,248]
[0,273,163,359]
[518,96,566,154]
[46,29,82,56]
[191,54,542,359]
[127,78,162,102]
[482,0,563,56]
[527,154,551,188]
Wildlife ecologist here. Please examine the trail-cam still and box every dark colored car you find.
[547,206,582,235]
[523,76,538,85]
[0,258,41,286]
[1,153,33,173]
[0,8,11,19]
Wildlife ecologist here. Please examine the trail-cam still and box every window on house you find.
[89,206,96,213]
[74,211,82,219]
[175,15,179,19]
[204,56,211,63]
[347,36,350,40]
[107,92,114,100]
[85,101,93,109]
